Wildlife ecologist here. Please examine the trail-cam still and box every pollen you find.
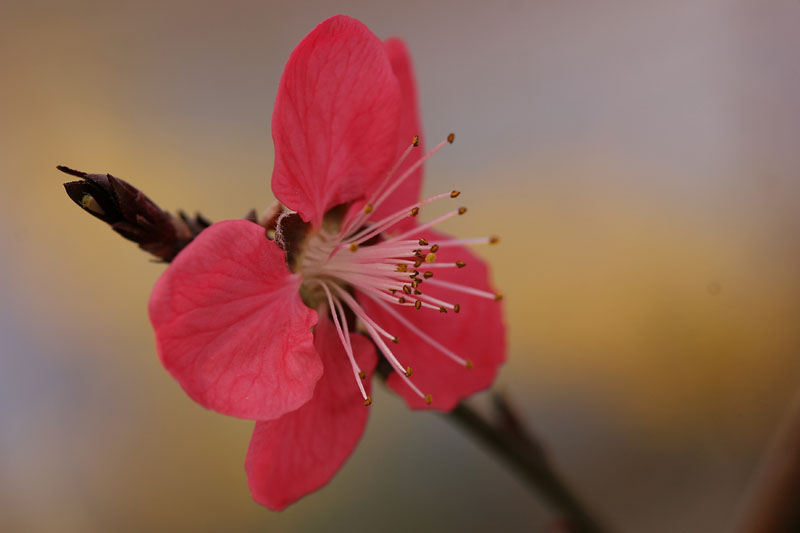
[396,264,408,272]
[349,242,359,252]
[425,252,437,263]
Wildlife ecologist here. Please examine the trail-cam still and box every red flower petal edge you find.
[245,316,377,510]
[149,220,322,421]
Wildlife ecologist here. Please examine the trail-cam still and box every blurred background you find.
[2,1,799,531]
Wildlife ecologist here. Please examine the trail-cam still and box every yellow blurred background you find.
[2,1,799,531]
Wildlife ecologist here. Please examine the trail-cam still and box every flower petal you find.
[245,316,377,510]
[359,229,506,411]
[148,219,322,421]
[371,38,425,232]
[271,15,401,227]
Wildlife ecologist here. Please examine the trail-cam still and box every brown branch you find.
[445,394,608,533]
[735,388,800,533]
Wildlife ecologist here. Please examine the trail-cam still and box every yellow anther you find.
[450,190,460,198]
[405,367,413,377]
[359,371,366,380]
[425,252,437,263]
[465,359,474,369]
[398,297,407,304]
[424,394,433,405]
[411,207,420,217]
[414,289,422,295]
[418,238,428,246]
[439,306,447,313]
[364,397,373,406]
[495,292,504,301]
[414,300,422,310]
[389,288,397,294]
[396,264,408,272]
[430,244,439,253]
[458,207,467,215]
[81,194,105,216]
[447,133,455,144]
[412,135,420,147]
[456,260,466,268]
[413,258,423,268]
[349,242,359,252]
[423,271,433,279]
[489,235,500,244]
[402,285,412,295]
[453,304,461,313]
[364,204,374,214]
[392,336,399,344]
[411,279,420,288]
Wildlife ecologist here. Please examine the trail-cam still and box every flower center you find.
[294,134,502,406]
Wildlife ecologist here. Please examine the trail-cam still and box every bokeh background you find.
[2,1,800,531]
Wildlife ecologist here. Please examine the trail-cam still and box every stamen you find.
[423,277,501,300]
[319,283,368,402]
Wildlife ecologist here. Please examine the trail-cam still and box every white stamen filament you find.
[296,132,498,405]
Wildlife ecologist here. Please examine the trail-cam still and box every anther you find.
[405,367,413,377]
[410,270,419,277]
[398,297,407,304]
[402,285,412,295]
[414,289,422,295]
[495,292,504,301]
[414,301,422,310]
[411,207,420,217]
[364,397,373,406]
[489,235,500,244]
[364,204,374,214]
[423,271,434,279]
[81,194,105,215]
[450,190,460,198]
[359,371,366,380]
[411,280,420,288]
[396,264,408,272]
[418,238,428,246]
[453,304,461,313]
[349,242,359,252]
[465,359,474,369]
[439,306,448,313]
[412,135,420,147]
[414,258,423,267]
[425,394,433,405]
[456,260,466,268]
[458,207,467,215]
[447,133,455,144]
[425,253,437,263]
[430,244,439,253]
[392,336,400,344]
[389,288,397,294]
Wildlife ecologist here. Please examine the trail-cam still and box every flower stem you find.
[444,393,607,532]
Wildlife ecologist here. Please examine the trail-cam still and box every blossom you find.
[148,15,505,510]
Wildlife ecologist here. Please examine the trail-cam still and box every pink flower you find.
[148,15,505,510]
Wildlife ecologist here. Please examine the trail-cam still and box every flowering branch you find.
[61,165,607,530]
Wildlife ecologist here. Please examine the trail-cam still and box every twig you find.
[735,388,800,532]
[445,394,607,532]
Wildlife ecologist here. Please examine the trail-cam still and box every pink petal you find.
[245,316,377,510]
[148,220,322,421]
[367,38,425,232]
[271,15,401,227]
[359,229,506,411]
